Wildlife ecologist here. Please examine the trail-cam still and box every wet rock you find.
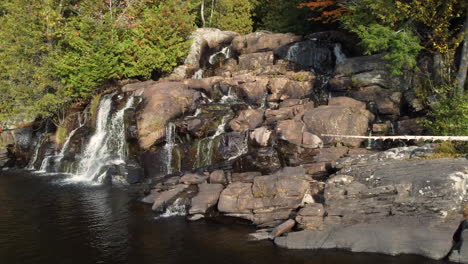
[189,183,224,214]
[397,118,425,135]
[268,77,314,102]
[276,40,335,74]
[275,221,456,260]
[152,184,190,212]
[233,147,282,174]
[335,54,387,76]
[218,182,254,213]
[276,120,304,146]
[238,52,274,71]
[232,32,302,54]
[450,228,468,263]
[183,76,223,95]
[270,219,296,238]
[303,98,374,148]
[296,204,325,230]
[209,170,226,184]
[188,214,205,221]
[248,231,271,241]
[372,122,392,134]
[179,173,209,185]
[141,189,158,204]
[232,172,261,183]
[250,127,272,147]
[136,81,200,149]
[229,109,264,131]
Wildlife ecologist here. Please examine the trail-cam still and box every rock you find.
[188,214,205,221]
[180,173,209,185]
[152,184,189,212]
[275,222,456,260]
[335,55,387,76]
[185,28,239,70]
[303,99,374,148]
[450,228,468,263]
[351,70,391,88]
[233,147,282,174]
[250,127,272,147]
[268,77,314,102]
[231,171,261,183]
[328,96,366,110]
[304,162,330,177]
[209,170,226,184]
[275,120,304,146]
[141,190,158,204]
[279,99,310,108]
[296,203,325,230]
[237,77,269,104]
[183,76,223,95]
[348,86,402,116]
[232,32,302,54]
[189,183,224,214]
[270,219,296,238]
[265,105,304,125]
[229,109,264,131]
[302,132,323,149]
[276,40,335,74]
[137,81,200,149]
[248,231,271,241]
[122,80,157,92]
[238,52,274,71]
[218,182,254,213]
[372,122,392,134]
[313,147,348,163]
[397,118,425,135]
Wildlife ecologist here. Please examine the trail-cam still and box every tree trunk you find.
[209,0,215,27]
[201,0,205,27]
[456,12,468,95]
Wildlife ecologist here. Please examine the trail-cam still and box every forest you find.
[0,0,467,138]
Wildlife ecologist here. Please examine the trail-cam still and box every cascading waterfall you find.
[333,43,347,65]
[208,46,231,65]
[192,69,204,80]
[164,123,176,175]
[72,94,134,182]
[194,116,228,168]
[27,133,47,170]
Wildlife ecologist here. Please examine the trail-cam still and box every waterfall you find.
[334,43,347,65]
[164,122,176,175]
[192,69,204,79]
[72,94,134,182]
[157,198,187,218]
[27,133,47,170]
[220,87,238,104]
[194,116,228,168]
[208,46,231,65]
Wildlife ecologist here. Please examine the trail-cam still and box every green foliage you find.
[55,126,68,145]
[121,0,196,79]
[210,0,254,34]
[423,92,468,136]
[351,24,422,75]
[254,0,328,34]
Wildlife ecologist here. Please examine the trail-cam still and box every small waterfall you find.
[228,132,249,161]
[164,122,176,175]
[194,116,228,168]
[73,94,134,182]
[192,69,204,79]
[208,46,231,65]
[333,43,347,65]
[157,198,187,218]
[366,131,374,149]
[27,133,47,170]
[220,87,239,104]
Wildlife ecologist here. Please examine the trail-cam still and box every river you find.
[0,170,442,264]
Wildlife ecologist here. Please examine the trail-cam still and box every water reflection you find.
[0,170,446,264]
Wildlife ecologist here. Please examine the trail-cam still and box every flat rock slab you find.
[189,184,224,214]
[275,222,455,260]
[152,184,189,212]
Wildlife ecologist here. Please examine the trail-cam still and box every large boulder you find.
[238,52,274,71]
[136,81,200,149]
[303,97,374,148]
[276,156,468,260]
[232,32,302,54]
[229,109,264,132]
[268,77,314,102]
[189,183,224,214]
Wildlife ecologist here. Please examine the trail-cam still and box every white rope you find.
[320,134,468,141]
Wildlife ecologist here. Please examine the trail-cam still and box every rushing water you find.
[0,170,443,264]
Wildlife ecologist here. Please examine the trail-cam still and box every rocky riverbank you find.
[1,28,467,262]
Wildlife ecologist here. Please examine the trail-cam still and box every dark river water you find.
[0,170,444,264]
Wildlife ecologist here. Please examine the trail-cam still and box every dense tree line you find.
[0,0,466,137]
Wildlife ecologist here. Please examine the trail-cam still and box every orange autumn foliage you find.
[299,0,349,23]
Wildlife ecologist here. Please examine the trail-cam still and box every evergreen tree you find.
[210,0,254,34]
